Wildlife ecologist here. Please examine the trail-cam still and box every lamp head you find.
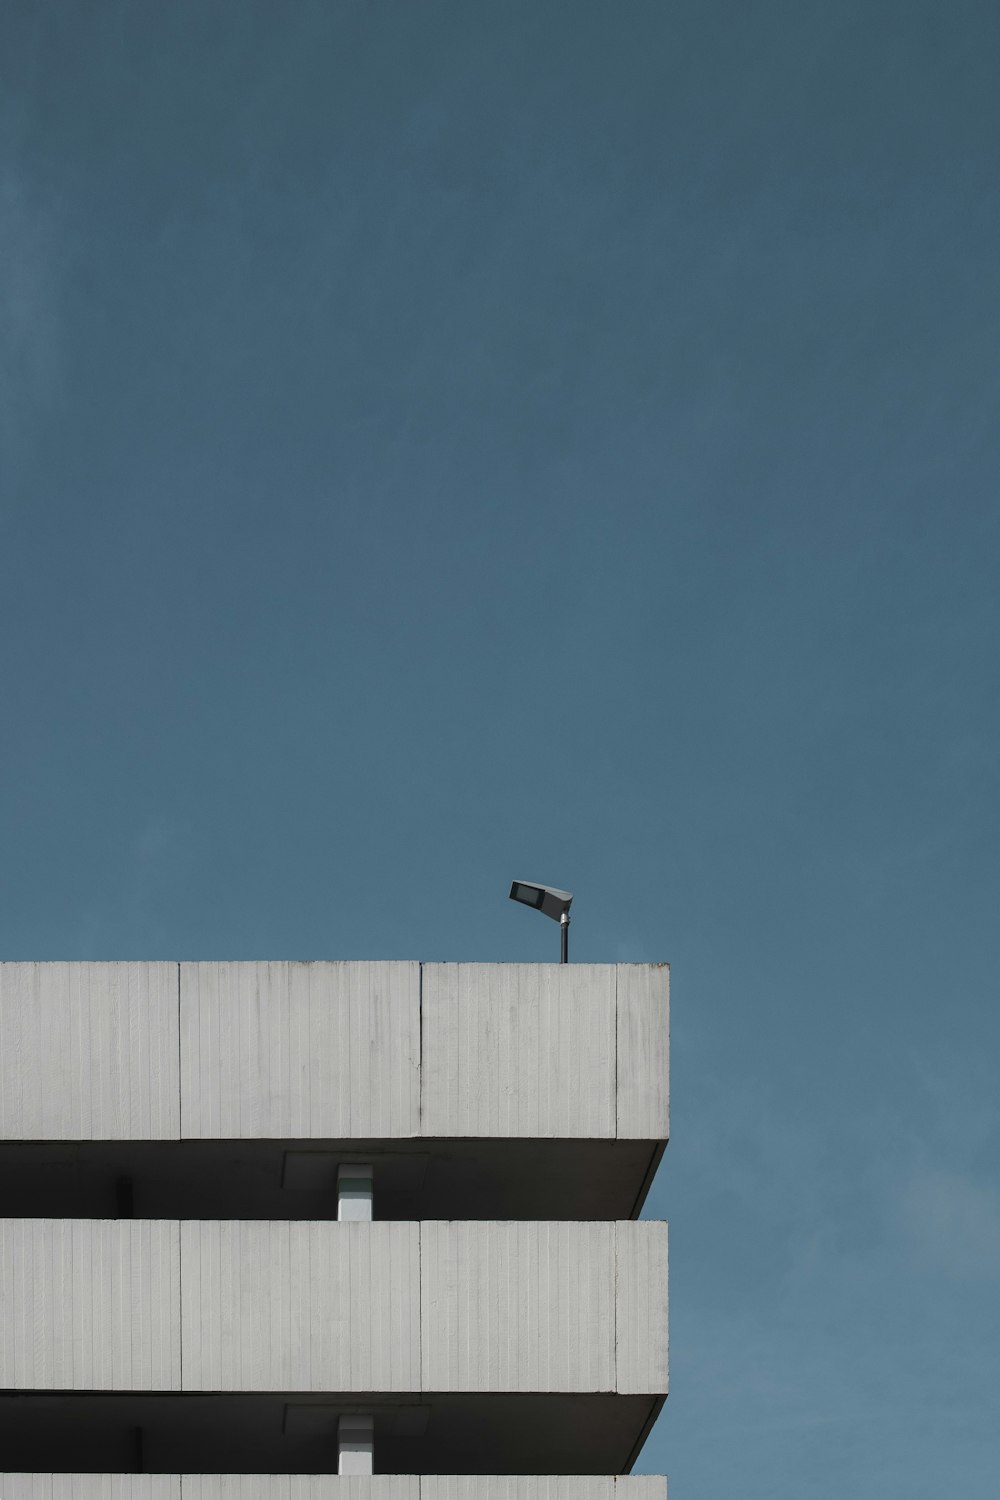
[508,881,573,923]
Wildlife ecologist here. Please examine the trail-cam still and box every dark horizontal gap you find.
[0,1391,664,1475]
[0,1137,661,1220]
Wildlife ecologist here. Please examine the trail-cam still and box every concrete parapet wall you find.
[180,963,420,1139]
[0,1219,181,1389]
[0,1483,665,1500]
[0,1220,667,1396]
[0,1483,177,1500]
[421,1222,616,1392]
[182,1483,418,1500]
[0,963,179,1140]
[420,966,616,1138]
[181,1221,421,1391]
[0,963,668,1145]
[424,1483,665,1500]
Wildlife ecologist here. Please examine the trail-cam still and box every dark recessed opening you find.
[0,1392,665,1475]
[0,1138,664,1221]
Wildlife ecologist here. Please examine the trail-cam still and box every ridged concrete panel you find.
[0,961,668,1148]
[420,1221,615,1392]
[0,1219,180,1389]
[420,965,616,1138]
[615,1221,669,1395]
[180,1221,419,1391]
[614,1483,667,1500]
[616,966,669,1141]
[0,962,179,1140]
[180,962,420,1138]
[0,1487,661,1500]
[422,1483,614,1500]
[182,1484,418,1500]
[0,1483,178,1500]
[0,1220,662,1397]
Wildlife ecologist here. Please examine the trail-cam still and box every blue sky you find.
[2,2,998,1494]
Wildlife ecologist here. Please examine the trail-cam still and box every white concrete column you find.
[338,1413,374,1475]
[337,1163,373,1221]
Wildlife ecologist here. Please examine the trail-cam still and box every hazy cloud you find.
[901,1168,1000,1280]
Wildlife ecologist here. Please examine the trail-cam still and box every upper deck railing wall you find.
[0,963,668,1144]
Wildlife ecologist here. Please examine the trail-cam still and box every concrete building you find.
[0,961,669,1496]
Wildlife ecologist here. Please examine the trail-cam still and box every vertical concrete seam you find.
[418,960,424,1136]
[614,963,620,1139]
[176,963,182,1139]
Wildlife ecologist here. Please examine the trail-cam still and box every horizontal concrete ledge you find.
[0,1220,668,1397]
[0,1394,667,1475]
[0,1480,666,1500]
[0,963,668,1146]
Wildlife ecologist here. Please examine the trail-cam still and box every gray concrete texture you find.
[0,1219,667,1396]
[0,1483,177,1500]
[0,963,668,1143]
[0,1481,665,1500]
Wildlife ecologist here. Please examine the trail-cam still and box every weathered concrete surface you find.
[615,1222,669,1395]
[0,963,179,1140]
[181,1483,417,1500]
[421,1221,615,1392]
[421,1222,667,1397]
[0,1220,666,1397]
[0,963,668,1150]
[423,1483,665,1500]
[181,1221,420,1392]
[0,1483,178,1500]
[0,1483,664,1500]
[616,967,670,1141]
[179,963,421,1139]
[420,965,617,1138]
[0,1219,181,1389]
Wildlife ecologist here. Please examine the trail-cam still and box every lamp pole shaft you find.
[560,912,569,964]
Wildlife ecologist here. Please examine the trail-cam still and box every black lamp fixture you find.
[508,881,574,962]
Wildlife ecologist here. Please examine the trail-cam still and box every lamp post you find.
[508,881,574,962]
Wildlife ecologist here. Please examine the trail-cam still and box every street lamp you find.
[508,881,574,963]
